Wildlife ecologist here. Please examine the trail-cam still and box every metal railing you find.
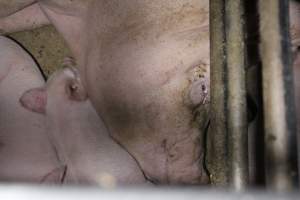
[209,0,299,191]
[208,0,248,189]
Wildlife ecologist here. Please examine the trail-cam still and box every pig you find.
[0,0,37,18]
[20,59,147,186]
[0,0,210,184]
[0,35,64,183]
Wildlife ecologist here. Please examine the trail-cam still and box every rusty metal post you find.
[259,0,299,190]
[208,0,228,186]
[225,0,248,189]
[209,0,248,189]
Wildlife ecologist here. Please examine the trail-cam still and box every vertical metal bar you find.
[209,0,248,189]
[259,0,299,190]
[225,0,248,189]
[209,0,228,187]
[244,0,266,186]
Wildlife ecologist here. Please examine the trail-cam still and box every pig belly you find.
[82,0,210,184]
[0,36,60,182]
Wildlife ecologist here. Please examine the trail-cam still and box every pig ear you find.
[19,87,47,114]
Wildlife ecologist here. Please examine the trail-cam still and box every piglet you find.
[0,36,64,183]
[20,59,147,186]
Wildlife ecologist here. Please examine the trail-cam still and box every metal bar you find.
[244,0,266,186]
[258,0,299,190]
[225,0,248,189]
[209,0,248,189]
[0,185,300,200]
[208,0,228,186]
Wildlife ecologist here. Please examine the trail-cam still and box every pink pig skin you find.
[0,36,63,183]
[0,0,211,184]
[21,65,147,186]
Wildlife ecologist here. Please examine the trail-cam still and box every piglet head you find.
[20,67,87,114]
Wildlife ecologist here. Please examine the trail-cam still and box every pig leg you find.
[0,36,62,183]
[0,3,50,35]
[0,0,37,17]
[37,1,88,65]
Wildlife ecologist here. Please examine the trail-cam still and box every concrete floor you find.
[9,25,71,78]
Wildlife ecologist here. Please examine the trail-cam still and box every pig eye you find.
[66,82,87,101]
[67,84,78,99]
[65,84,77,98]
[70,85,78,92]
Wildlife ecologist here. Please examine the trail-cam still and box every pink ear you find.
[19,87,47,114]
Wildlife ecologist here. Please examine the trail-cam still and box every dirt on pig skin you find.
[79,0,211,184]
[0,0,210,184]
